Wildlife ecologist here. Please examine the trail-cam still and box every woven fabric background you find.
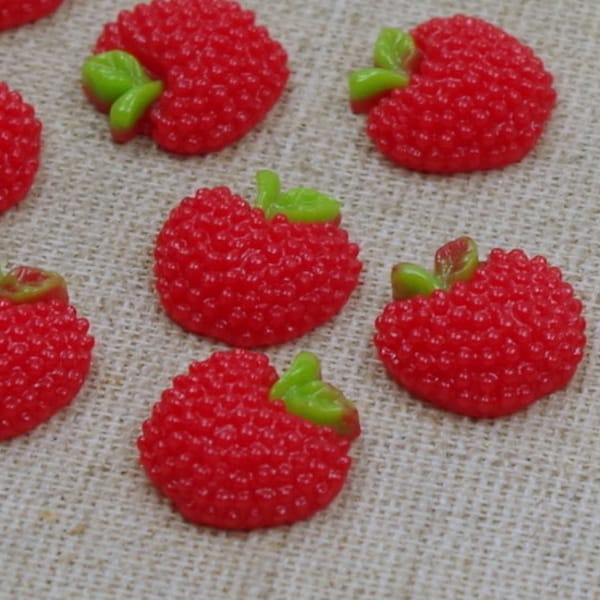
[1,0,599,598]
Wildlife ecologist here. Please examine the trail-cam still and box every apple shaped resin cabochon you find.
[0,265,94,440]
[81,0,289,154]
[0,0,65,31]
[349,15,556,173]
[154,170,361,347]
[138,349,360,529]
[0,83,41,213]
[374,238,586,418]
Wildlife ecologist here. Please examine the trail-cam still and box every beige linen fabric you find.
[1,0,599,598]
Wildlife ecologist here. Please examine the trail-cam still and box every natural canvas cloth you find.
[1,0,599,598]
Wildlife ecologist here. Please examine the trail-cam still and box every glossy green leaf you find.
[348,67,409,101]
[256,170,341,223]
[109,80,164,134]
[266,188,340,222]
[269,352,321,401]
[374,28,418,71]
[270,353,360,439]
[279,380,345,425]
[82,50,151,105]
[391,262,445,300]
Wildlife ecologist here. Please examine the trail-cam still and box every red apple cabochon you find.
[374,237,586,418]
[0,265,94,440]
[138,349,360,529]
[0,82,41,213]
[81,0,289,154]
[0,0,65,31]
[154,170,362,348]
[348,15,556,173]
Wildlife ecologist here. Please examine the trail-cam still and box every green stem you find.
[255,169,282,214]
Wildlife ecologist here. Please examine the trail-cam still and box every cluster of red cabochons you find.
[0,0,586,530]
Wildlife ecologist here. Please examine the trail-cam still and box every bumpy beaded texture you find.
[0,0,64,31]
[0,300,94,440]
[375,249,586,418]
[94,0,289,154]
[368,15,556,172]
[154,187,361,347]
[0,83,41,212]
[138,350,352,530]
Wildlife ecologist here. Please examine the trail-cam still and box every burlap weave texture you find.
[1,0,599,598]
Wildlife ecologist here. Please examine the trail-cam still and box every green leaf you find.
[109,80,164,135]
[374,28,418,71]
[434,237,479,286]
[348,67,409,101]
[270,353,360,439]
[391,263,445,300]
[279,380,345,425]
[265,188,341,222]
[82,50,151,105]
[279,380,359,438]
[255,170,341,223]
[269,352,321,401]
[271,364,360,440]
